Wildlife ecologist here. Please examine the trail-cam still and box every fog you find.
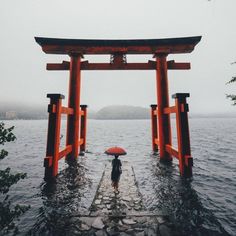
[0,0,236,114]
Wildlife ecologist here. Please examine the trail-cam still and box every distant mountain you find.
[0,102,47,120]
[1,102,235,120]
[95,105,150,120]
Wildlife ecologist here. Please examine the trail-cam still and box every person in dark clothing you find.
[111,155,122,192]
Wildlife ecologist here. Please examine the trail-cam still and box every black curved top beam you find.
[35,36,202,55]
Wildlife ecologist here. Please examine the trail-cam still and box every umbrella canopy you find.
[105,146,127,156]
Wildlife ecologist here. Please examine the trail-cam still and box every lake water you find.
[1,118,236,235]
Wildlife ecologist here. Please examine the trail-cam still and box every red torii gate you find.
[35,36,201,180]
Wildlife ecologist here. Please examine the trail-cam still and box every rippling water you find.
[1,118,236,235]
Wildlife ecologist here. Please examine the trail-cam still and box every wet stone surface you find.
[90,162,144,215]
[71,162,176,235]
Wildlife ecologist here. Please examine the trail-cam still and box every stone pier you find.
[72,161,175,236]
[90,162,144,214]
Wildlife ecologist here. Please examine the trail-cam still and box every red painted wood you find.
[47,61,70,70]
[66,55,81,161]
[79,138,84,145]
[80,105,87,153]
[165,144,179,158]
[150,105,158,152]
[163,106,176,114]
[59,145,72,160]
[45,94,63,179]
[61,107,74,115]
[174,94,192,177]
[167,61,190,70]
[47,60,190,71]
[81,61,154,70]
[154,138,159,146]
[52,98,62,176]
[155,54,172,161]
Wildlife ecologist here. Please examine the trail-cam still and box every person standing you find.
[111,155,122,193]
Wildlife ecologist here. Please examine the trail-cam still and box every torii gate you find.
[35,36,201,180]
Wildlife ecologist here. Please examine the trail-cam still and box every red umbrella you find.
[105,146,127,156]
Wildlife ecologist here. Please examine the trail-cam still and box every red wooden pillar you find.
[66,54,81,161]
[155,54,172,161]
[44,93,64,180]
[173,93,193,177]
[80,105,88,154]
[150,104,158,152]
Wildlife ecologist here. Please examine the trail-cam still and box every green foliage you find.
[226,76,236,85]
[0,149,8,160]
[226,94,236,105]
[0,168,26,194]
[0,200,30,235]
[0,122,16,146]
[226,63,236,105]
[0,122,30,234]
[0,122,16,161]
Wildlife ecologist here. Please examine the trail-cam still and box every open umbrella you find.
[105,146,127,156]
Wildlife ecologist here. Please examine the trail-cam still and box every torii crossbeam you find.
[35,36,201,180]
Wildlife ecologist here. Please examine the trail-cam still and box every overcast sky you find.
[0,0,236,113]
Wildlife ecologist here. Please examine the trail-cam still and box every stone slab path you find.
[90,161,144,215]
[71,161,176,236]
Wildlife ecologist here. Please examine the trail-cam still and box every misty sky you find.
[0,0,236,113]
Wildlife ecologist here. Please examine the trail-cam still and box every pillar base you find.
[160,157,172,164]
[79,151,85,156]
[66,157,78,166]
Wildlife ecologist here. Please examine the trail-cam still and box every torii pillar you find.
[155,53,172,161]
[66,54,81,161]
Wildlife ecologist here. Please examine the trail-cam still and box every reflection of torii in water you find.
[35,36,201,180]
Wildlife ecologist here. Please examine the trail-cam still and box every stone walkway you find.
[90,161,144,215]
[72,161,176,236]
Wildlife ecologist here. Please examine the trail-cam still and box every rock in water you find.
[156,216,165,224]
[95,229,107,236]
[122,219,136,225]
[80,217,94,227]
[95,199,101,205]
[80,223,90,231]
[92,217,105,229]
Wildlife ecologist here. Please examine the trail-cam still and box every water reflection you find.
[150,158,229,236]
[28,162,91,236]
